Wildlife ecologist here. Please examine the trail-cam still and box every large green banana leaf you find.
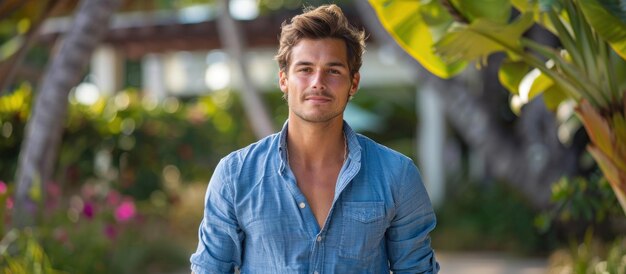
[368,0,466,78]
[433,13,535,64]
[449,0,511,23]
[578,0,626,59]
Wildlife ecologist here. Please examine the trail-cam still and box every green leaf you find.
[538,0,560,11]
[511,0,568,35]
[511,0,541,12]
[594,0,626,22]
[433,12,535,64]
[579,0,626,59]
[543,85,568,111]
[449,0,512,24]
[0,35,24,62]
[498,60,530,95]
[419,1,453,27]
[526,68,554,101]
[418,1,454,41]
[613,51,626,92]
[368,0,467,78]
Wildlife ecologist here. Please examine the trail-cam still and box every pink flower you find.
[46,182,61,209]
[46,182,61,198]
[114,200,135,222]
[106,190,121,207]
[104,224,117,239]
[83,202,95,219]
[81,184,96,200]
[0,181,6,195]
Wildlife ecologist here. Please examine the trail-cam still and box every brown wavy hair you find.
[275,4,366,77]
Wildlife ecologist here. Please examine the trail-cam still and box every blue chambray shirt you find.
[191,121,439,274]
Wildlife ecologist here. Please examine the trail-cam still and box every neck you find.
[287,118,346,170]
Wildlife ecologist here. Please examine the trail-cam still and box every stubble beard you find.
[288,90,348,124]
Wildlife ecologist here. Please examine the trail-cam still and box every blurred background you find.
[0,0,625,273]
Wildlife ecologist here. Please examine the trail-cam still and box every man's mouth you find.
[305,96,332,103]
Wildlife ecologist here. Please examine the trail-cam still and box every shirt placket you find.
[310,156,361,274]
[278,124,361,274]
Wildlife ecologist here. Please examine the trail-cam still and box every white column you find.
[418,83,445,208]
[142,53,167,101]
[91,45,123,96]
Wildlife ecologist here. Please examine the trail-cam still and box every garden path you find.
[437,251,548,274]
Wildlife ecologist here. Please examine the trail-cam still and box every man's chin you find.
[293,112,342,124]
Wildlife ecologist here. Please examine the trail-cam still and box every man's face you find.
[279,38,360,124]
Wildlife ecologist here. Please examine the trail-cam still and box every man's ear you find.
[279,70,288,93]
[349,72,360,96]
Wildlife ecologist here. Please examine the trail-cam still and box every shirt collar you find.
[278,120,361,174]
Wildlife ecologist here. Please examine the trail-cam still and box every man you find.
[191,4,439,273]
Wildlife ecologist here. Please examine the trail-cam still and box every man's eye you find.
[329,69,341,74]
[298,68,312,72]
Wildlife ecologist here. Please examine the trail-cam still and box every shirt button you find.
[299,202,306,208]
[313,271,319,274]
[317,236,322,242]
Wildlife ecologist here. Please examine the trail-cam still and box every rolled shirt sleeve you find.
[387,161,440,274]
[190,158,243,274]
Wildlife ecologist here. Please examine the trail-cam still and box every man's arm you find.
[190,158,243,274]
[386,161,439,274]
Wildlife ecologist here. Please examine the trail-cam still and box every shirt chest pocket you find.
[339,201,387,260]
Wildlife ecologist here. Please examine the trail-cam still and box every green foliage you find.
[0,84,256,198]
[0,82,263,271]
[0,173,188,273]
[0,229,66,274]
[579,0,626,60]
[549,230,626,274]
[449,0,512,23]
[535,174,625,273]
[535,174,623,233]
[369,0,467,78]
[371,0,626,111]
[434,12,534,65]
[432,179,548,254]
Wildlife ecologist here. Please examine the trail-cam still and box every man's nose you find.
[310,70,326,90]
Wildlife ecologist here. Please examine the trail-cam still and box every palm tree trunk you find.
[216,0,275,139]
[14,0,121,228]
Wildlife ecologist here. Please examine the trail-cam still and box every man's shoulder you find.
[221,132,280,165]
[216,132,281,181]
[355,133,413,165]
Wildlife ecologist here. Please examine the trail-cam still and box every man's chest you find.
[233,173,393,262]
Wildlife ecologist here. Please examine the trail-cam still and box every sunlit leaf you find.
[579,0,626,59]
[498,59,529,94]
[368,0,467,78]
[434,12,534,64]
[511,0,562,34]
[0,35,24,62]
[419,1,453,27]
[511,0,535,12]
[528,69,554,101]
[543,85,568,111]
[449,0,512,24]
